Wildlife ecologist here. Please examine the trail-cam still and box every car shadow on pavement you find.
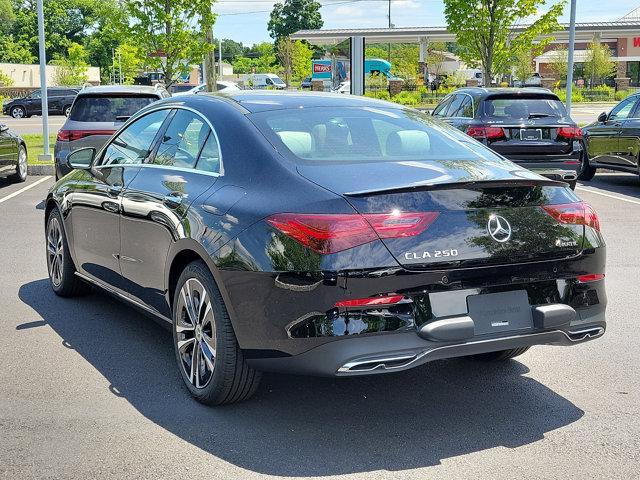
[19,279,584,476]
[581,173,640,199]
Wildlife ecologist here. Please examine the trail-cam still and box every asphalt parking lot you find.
[0,173,639,479]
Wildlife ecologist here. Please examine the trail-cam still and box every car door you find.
[119,108,220,315]
[615,96,640,169]
[25,90,42,116]
[586,96,638,166]
[48,89,62,113]
[67,108,171,290]
[0,126,17,176]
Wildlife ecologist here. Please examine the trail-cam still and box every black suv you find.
[432,88,585,188]
[3,87,79,118]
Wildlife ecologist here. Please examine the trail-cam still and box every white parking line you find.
[0,176,51,204]
[576,186,640,206]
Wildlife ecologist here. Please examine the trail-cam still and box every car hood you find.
[296,157,548,196]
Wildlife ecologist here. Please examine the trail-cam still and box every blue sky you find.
[213,0,640,46]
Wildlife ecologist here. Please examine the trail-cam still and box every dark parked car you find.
[0,123,27,182]
[2,87,79,118]
[432,88,585,188]
[45,92,606,405]
[300,76,312,89]
[581,92,640,180]
[54,84,169,179]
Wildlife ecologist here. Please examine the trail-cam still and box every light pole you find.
[37,0,52,161]
[566,0,577,116]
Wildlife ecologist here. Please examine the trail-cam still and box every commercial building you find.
[292,7,640,93]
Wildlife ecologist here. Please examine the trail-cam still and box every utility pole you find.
[566,0,577,116]
[219,38,223,79]
[204,27,217,92]
[36,0,51,161]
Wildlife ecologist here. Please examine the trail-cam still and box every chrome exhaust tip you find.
[338,353,418,373]
[565,326,605,342]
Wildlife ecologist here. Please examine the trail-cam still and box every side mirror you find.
[66,147,95,170]
[598,112,608,123]
[0,124,8,133]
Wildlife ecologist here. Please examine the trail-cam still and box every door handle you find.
[163,192,184,209]
[107,183,123,197]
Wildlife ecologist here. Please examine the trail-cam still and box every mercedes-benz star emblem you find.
[487,214,512,243]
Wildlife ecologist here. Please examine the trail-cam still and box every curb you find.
[28,164,54,176]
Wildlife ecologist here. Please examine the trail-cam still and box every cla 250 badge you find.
[404,249,459,260]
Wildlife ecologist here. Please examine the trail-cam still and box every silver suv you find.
[54,84,169,179]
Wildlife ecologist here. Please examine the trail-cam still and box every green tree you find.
[513,49,534,82]
[268,0,323,41]
[584,36,616,87]
[0,0,16,33]
[443,0,565,85]
[0,71,14,87]
[113,43,145,84]
[548,47,568,82]
[214,38,245,61]
[121,0,216,86]
[51,43,90,85]
[426,42,448,82]
[291,40,313,81]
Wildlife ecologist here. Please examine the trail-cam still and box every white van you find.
[242,73,287,90]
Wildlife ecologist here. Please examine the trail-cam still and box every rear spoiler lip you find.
[343,177,566,197]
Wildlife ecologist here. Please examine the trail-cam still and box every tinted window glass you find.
[432,96,453,117]
[29,90,41,99]
[482,96,566,120]
[69,95,158,122]
[445,95,465,117]
[609,96,638,120]
[196,131,221,173]
[458,96,474,118]
[100,109,169,166]
[251,106,503,164]
[153,110,209,168]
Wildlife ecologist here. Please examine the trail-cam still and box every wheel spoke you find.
[198,289,208,322]
[192,343,201,388]
[199,341,215,371]
[175,322,194,333]
[177,337,195,352]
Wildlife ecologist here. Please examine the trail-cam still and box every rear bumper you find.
[503,148,582,182]
[247,320,605,376]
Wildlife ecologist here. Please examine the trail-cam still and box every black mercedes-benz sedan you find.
[432,88,585,188]
[45,91,607,405]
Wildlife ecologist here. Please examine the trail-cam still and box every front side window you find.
[251,106,503,164]
[153,110,210,168]
[29,90,41,99]
[609,96,638,120]
[99,109,169,166]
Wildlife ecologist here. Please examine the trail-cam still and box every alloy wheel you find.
[11,107,25,119]
[47,217,64,287]
[18,147,27,179]
[175,278,216,389]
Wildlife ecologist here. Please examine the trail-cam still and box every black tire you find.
[10,106,26,119]
[172,260,261,405]
[577,151,596,181]
[63,105,72,117]
[468,346,530,361]
[46,208,90,297]
[8,144,27,183]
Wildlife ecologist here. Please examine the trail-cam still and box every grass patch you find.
[22,133,57,164]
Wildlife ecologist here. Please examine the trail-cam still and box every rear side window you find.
[153,110,210,168]
[432,96,453,117]
[481,96,567,120]
[69,95,159,122]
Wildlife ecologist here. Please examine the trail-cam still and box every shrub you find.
[554,88,584,103]
[364,90,391,101]
[615,89,632,101]
[392,91,420,106]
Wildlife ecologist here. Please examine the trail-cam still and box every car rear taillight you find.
[334,294,406,308]
[466,125,506,140]
[56,129,116,142]
[557,126,583,140]
[266,211,439,254]
[542,201,600,232]
[576,273,605,283]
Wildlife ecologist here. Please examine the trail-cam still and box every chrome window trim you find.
[94,104,224,176]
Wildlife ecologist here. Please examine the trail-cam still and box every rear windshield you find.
[69,95,158,122]
[481,96,567,120]
[250,106,504,164]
